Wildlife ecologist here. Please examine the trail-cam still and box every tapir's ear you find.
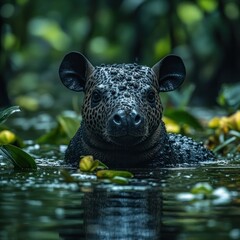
[59,51,94,92]
[152,55,186,92]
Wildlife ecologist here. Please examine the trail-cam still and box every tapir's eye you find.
[147,90,156,104]
[91,90,102,106]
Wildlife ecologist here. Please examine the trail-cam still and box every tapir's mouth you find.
[108,134,145,146]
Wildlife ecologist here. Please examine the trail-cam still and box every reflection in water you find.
[85,189,161,239]
[0,166,240,240]
[60,187,162,240]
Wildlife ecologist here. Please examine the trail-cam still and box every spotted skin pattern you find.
[59,52,215,168]
[82,64,162,143]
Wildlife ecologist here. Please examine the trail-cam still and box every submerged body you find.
[59,52,214,168]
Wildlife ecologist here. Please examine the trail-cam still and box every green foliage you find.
[207,111,240,155]
[197,0,218,12]
[213,131,240,154]
[0,106,37,169]
[0,106,24,146]
[161,84,203,135]
[29,18,70,51]
[154,35,171,58]
[57,114,80,139]
[37,113,80,144]
[96,170,134,179]
[177,2,203,25]
[0,106,20,125]
[217,83,240,114]
[165,84,196,109]
[164,109,203,131]
[1,1,239,168]
[0,144,37,169]
[1,0,239,109]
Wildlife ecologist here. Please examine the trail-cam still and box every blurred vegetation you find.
[1,0,240,110]
[207,111,240,155]
[0,1,239,158]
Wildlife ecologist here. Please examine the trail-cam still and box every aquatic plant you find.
[0,106,37,169]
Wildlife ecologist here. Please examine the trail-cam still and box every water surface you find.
[1,145,240,240]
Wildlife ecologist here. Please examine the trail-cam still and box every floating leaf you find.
[96,170,134,179]
[0,106,20,125]
[111,176,130,185]
[0,144,37,169]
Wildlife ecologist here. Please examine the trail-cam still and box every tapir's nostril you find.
[113,114,122,125]
[134,114,142,125]
[110,109,144,130]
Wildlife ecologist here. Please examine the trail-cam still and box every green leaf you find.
[217,83,240,113]
[168,84,195,108]
[91,160,108,171]
[57,115,80,139]
[0,144,37,169]
[96,170,134,179]
[165,109,203,130]
[111,176,130,185]
[36,113,80,144]
[213,136,237,153]
[0,106,20,125]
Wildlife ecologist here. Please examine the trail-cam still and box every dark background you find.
[1,0,240,110]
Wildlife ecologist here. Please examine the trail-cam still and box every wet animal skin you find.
[59,52,215,168]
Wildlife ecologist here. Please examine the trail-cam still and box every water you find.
[0,145,240,240]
